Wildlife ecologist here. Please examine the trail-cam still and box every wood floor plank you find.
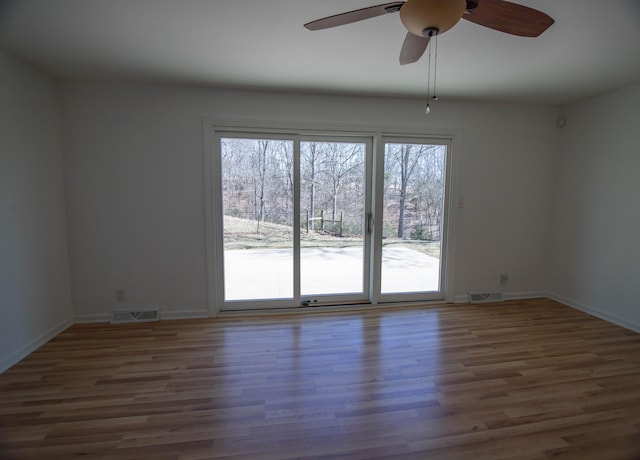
[1,298,640,459]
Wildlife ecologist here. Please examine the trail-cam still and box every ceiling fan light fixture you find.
[304,0,554,66]
[400,0,467,37]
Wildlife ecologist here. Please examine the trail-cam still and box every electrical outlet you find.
[116,289,126,302]
[500,274,509,285]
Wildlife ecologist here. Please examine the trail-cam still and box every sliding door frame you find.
[374,135,454,304]
[299,134,374,306]
[213,130,302,311]
[203,118,460,316]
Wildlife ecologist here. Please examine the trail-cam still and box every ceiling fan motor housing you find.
[400,0,467,37]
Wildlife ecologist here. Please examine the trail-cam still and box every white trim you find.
[75,309,210,323]
[202,118,219,317]
[217,299,451,317]
[0,316,73,374]
[370,133,384,305]
[159,309,210,320]
[201,116,459,139]
[293,136,301,303]
[444,132,462,303]
[452,291,548,304]
[74,313,111,323]
[549,292,640,334]
[504,291,548,301]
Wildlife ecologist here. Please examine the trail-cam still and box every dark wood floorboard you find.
[1,298,639,459]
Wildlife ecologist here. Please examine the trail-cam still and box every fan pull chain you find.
[425,33,438,114]
[426,39,432,114]
[433,33,439,101]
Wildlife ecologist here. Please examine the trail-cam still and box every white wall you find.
[0,51,634,364]
[60,82,558,319]
[0,52,73,372]
[550,84,640,332]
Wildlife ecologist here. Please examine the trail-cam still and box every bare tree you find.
[221,136,445,244]
[275,141,294,225]
[389,144,423,238]
[302,142,326,230]
[251,140,269,233]
[324,142,363,220]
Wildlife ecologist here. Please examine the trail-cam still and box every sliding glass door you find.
[217,133,372,309]
[220,136,296,302]
[211,129,451,310]
[300,139,371,303]
[378,139,448,302]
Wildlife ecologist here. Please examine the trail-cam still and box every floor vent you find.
[111,310,160,324]
[469,292,504,303]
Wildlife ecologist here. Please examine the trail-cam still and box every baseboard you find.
[74,313,111,323]
[74,309,210,323]
[505,291,548,301]
[160,309,210,320]
[453,291,547,304]
[548,292,640,334]
[0,316,74,374]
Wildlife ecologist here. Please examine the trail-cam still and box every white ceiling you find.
[1,0,640,106]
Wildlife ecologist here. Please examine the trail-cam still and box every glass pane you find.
[300,141,366,296]
[220,137,294,300]
[381,143,446,294]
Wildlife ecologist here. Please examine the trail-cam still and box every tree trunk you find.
[397,146,410,238]
[308,144,317,230]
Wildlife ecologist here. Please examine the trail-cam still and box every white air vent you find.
[111,310,160,324]
[468,292,504,303]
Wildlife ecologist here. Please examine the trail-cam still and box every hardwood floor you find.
[1,298,639,459]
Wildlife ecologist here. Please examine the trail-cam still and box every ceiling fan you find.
[304,0,554,65]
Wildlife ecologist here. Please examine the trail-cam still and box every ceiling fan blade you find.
[304,2,405,31]
[399,32,430,65]
[463,0,554,37]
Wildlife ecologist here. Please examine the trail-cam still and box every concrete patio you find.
[224,246,440,300]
